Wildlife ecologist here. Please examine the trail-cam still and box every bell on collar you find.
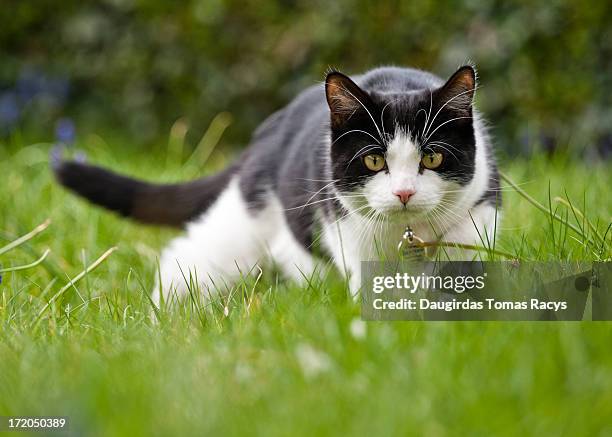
[397,225,426,261]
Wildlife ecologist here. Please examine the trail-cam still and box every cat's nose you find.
[393,189,416,204]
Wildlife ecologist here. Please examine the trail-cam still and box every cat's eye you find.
[363,154,386,172]
[421,152,444,169]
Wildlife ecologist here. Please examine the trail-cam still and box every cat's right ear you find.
[325,72,372,128]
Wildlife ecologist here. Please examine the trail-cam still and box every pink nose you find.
[393,189,416,204]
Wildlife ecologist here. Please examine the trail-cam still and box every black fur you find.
[53,156,236,227]
[53,66,499,246]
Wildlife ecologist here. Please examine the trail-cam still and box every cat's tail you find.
[51,147,237,228]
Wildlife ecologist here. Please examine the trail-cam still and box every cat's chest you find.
[330,213,446,259]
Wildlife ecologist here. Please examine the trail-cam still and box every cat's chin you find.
[380,206,433,223]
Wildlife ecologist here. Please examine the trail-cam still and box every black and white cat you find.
[54,65,500,302]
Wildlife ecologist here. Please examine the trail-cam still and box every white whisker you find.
[421,85,480,140]
[331,129,381,146]
[423,116,473,144]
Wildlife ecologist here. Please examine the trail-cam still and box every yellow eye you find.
[363,154,386,172]
[421,152,444,169]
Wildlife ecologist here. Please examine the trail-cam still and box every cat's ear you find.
[436,66,476,115]
[325,71,372,128]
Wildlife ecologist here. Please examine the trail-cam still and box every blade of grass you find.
[166,117,188,170]
[32,247,117,328]
[131,268,163,325]
[183,112,233,171]
[413,240,516,259]
[554,195,605,245]
[0,249,51,273]
[499,171,588,241]
[0,219,51,256]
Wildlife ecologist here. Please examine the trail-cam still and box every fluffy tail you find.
[51,149,236,228]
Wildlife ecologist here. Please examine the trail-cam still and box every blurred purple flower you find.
[0,91,20,127]
[16,68,44,103]
[1,68,71,137]
[17,68,69,105]
[55,118,76,144]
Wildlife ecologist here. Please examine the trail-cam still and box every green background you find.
[2,0,611,155]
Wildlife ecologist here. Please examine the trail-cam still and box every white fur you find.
[154,178,318,306]
[154,119,499,304]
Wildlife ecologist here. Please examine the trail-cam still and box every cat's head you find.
[325,66,478,222]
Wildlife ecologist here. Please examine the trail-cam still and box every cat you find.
[53,65,501,304]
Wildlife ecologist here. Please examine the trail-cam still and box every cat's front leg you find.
[320,218,368,299]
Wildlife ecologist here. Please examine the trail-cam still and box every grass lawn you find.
[1,132,611,436]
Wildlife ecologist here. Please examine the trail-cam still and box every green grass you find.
[1,132,611,436]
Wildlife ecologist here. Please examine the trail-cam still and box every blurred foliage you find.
[1,0,611,155]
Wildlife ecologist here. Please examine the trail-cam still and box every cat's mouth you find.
[383,204,433,220]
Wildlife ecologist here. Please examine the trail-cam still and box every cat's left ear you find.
[325,71,373,128]
[435,66,476,115]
